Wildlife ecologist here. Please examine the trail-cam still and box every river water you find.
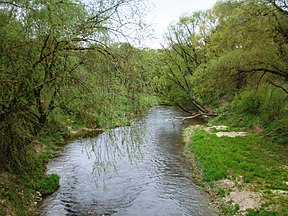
[39,106,216,216]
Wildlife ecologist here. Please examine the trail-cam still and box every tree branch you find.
[268,81,288,94]
[236,67,287,80]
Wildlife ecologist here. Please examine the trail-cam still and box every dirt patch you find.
[216,131,248,137]
[205,125,248,137]
[226,190,262,211]
[217,178,263,212]
[218,179,235,188]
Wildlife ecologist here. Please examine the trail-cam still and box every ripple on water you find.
[40,107,216,216]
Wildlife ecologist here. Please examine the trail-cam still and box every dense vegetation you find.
[0,0,287,215]
[157,0,288,143]
[0,0,158,214]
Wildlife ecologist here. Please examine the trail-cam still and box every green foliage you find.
[246,210,277,216]
[159,11,210,110]
[160,0,288,124]
[0,110,36,174]
[221,202,240,215]
[190,61,236,105]
[231,83,287,119]
[0,0,155,171]
[265,120,288,145]
[231,89,263,115]
[230,83,288,144]
[1,0,155,214]
[33,173,60,195]
[0,172,37,216]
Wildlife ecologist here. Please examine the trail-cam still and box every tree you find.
[160,11,216,114]
[0,0,150,173]
[208,0,288,91]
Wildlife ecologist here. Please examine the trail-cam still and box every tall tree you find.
[161,11,215,114]
[0,0,149,173]
[208,0,288,89]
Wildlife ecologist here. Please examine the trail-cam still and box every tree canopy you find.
[0,0,152,173]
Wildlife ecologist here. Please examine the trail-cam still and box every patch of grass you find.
[186,126,288,215]
[33,173,60,195]
[246,209,277,216]
[221,202,240,215]
[264,119,288,146]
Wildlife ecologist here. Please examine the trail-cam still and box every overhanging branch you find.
[268,81,288,94]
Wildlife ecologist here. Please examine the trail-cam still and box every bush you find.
[229,83,288,144]
[265,119,288,145]
[33,173,60,195]
[231,83,287,121]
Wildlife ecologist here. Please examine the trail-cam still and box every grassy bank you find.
[184,125,288,215]
[0,126,64,216]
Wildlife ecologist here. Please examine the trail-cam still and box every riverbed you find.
[39,106,216,216]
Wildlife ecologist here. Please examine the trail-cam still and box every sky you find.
[143,0,218,48]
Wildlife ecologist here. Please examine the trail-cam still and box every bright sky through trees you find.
[144,0,217,48]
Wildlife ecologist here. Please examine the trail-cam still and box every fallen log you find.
[174,112,217,121]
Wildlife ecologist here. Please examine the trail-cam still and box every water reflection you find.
[40,106,216,216]
[86,122,147,188]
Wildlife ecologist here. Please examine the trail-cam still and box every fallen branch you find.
[174,112,217,121]
[174,114,202,121]
[176,104,195,115]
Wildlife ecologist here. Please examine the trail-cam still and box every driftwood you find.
[174,112,217,121]
[174,114,202,121]
[175,104,218,121]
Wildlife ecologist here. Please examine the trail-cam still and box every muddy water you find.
[39,106,216,216]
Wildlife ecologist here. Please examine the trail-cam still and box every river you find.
[39,106,216,216]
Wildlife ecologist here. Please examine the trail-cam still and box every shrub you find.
[229,83,288,144]
[231,83,287,121]
[33,173,60,195]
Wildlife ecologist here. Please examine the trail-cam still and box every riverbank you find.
[0,97,159,216]
[0,127,103,216]
[184,124,288,215]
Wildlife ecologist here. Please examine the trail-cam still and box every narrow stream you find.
[39,106,216,216]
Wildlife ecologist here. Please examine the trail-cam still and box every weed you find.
[246,209,277,216]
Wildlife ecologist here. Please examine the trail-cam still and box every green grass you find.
[33,173,60,195]
[186,126,288,215]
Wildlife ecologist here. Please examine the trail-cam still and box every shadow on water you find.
[39,106,216,216]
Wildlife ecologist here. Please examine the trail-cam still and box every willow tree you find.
[188,0,288,144]
[161,11,216,115]
[184,0,288,108]
[0,0,149,173]
[208,0,288,92]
